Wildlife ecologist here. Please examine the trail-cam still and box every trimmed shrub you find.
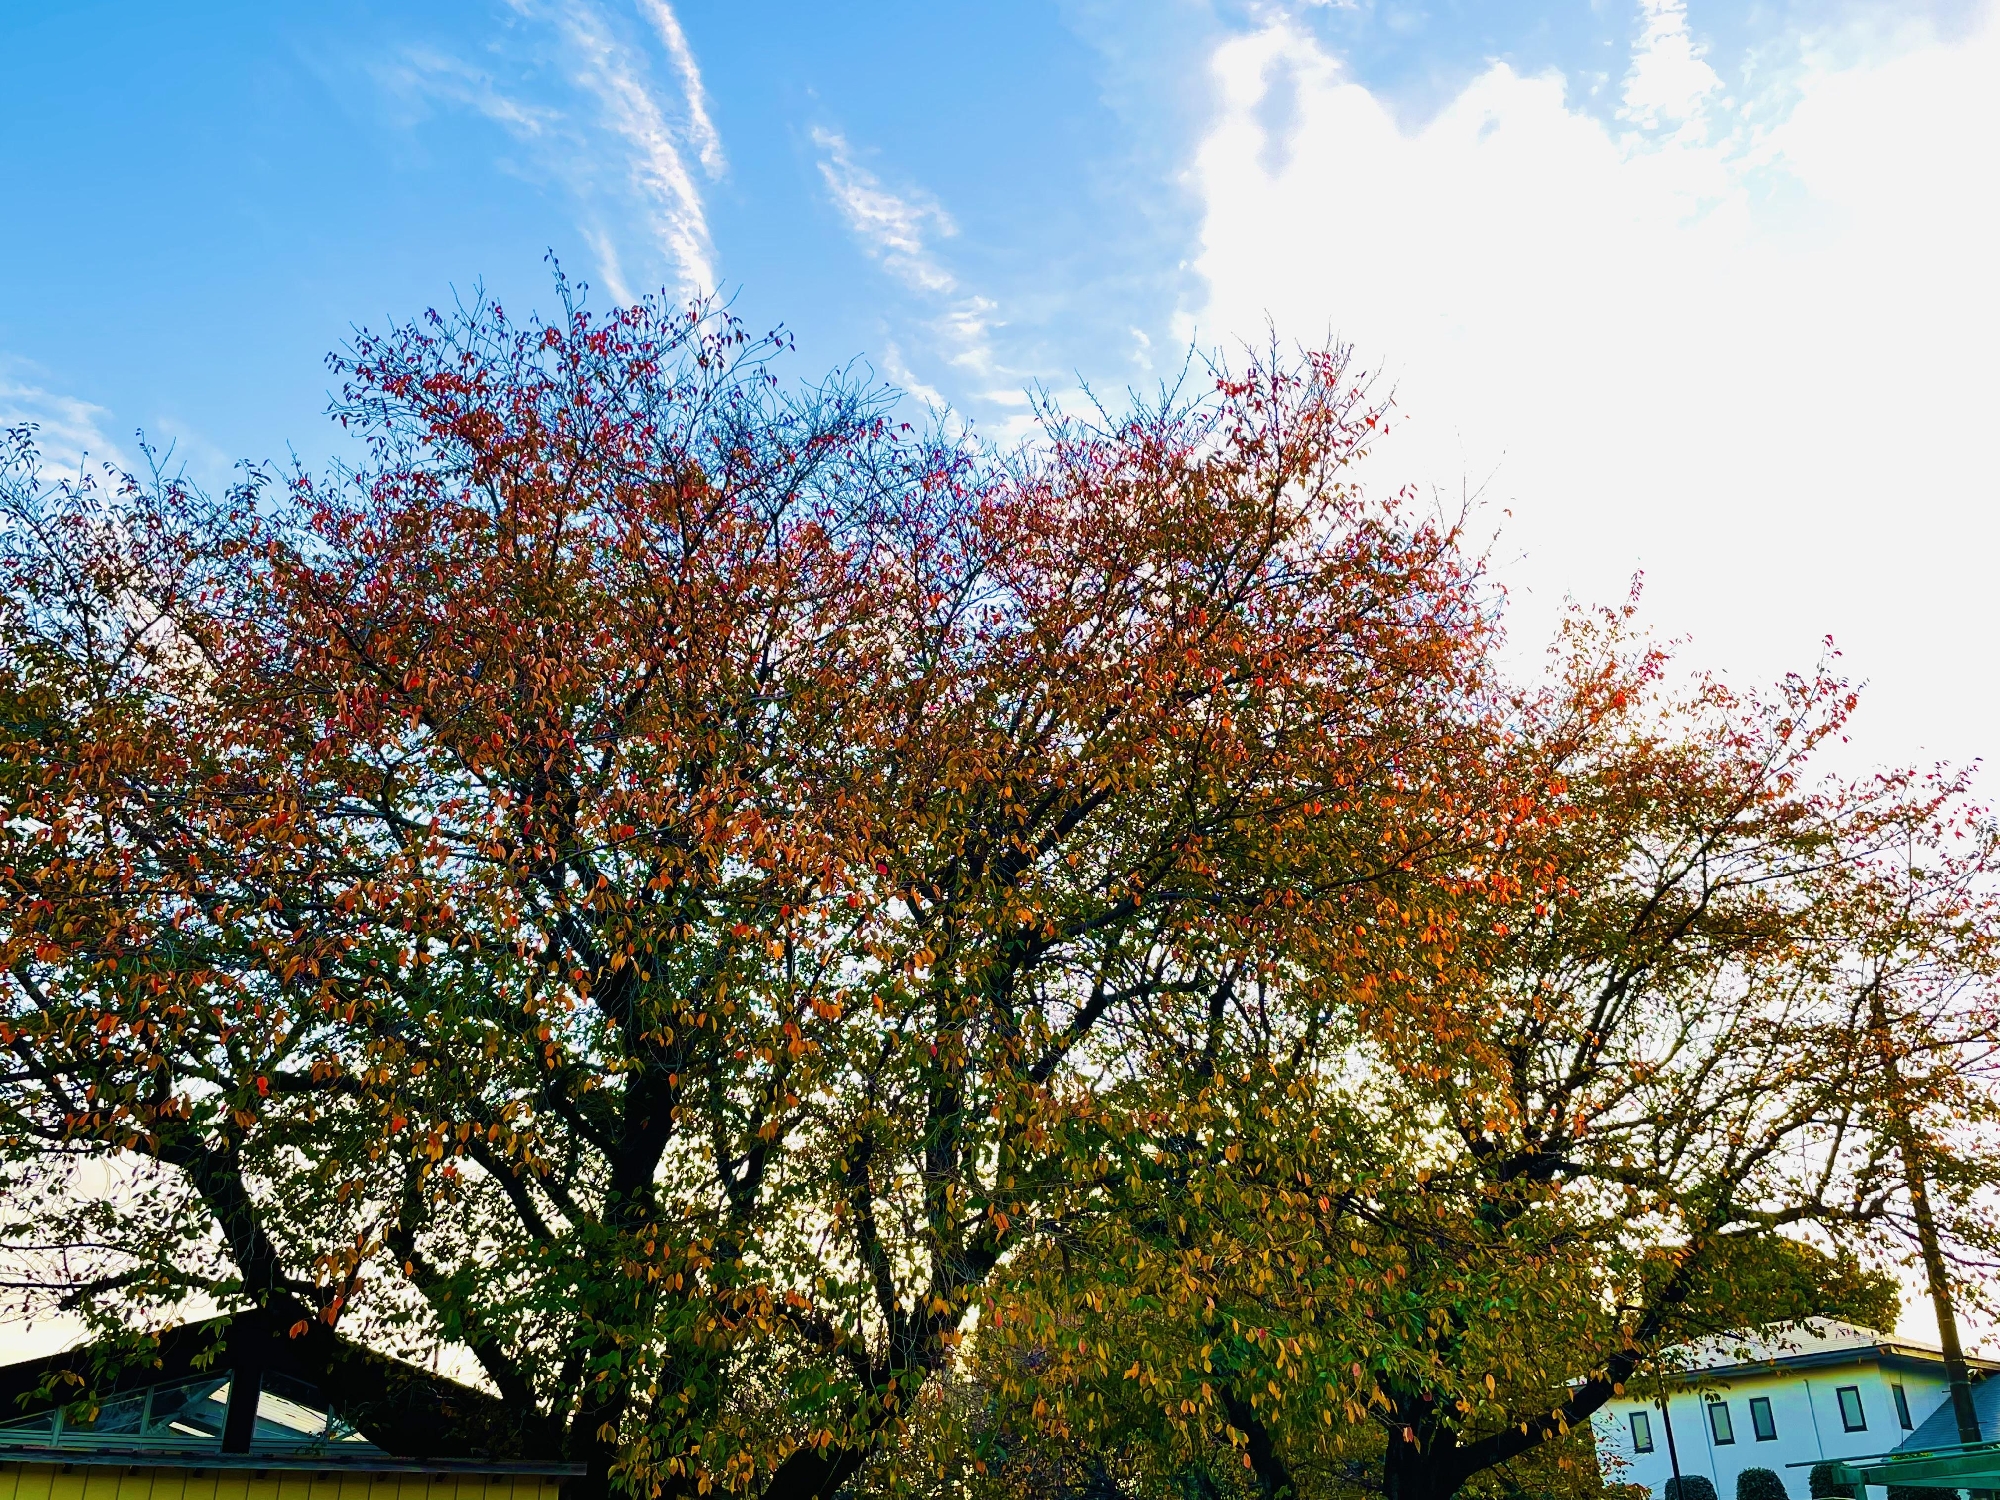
[1737,1468,1789,1500]
[1809,1462,1854,1500]
[1666,1478,1720,1500]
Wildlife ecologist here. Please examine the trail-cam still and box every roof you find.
[0,1309,560,1465]
[1657,1321,2000,1384]
[1895,1374,2000,1451]
[0,1445,579,1476]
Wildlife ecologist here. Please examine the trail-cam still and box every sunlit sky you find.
[2,0,1997,1347]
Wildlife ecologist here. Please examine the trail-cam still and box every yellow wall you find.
[0,1466,565,1500]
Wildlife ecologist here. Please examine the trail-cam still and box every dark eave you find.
[1665,1344,2000,1385]
[0,1444,580,1477]
[0,1310,557,1464]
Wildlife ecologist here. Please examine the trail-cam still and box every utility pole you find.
[1659,1391,1685,1496]
[1868,986,1983,1447]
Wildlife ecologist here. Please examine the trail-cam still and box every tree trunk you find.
[1382,1431,1461,1500]
[1867,989,1982,1446]
[1219,1386,1297,1500]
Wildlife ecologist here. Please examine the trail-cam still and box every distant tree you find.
[1807,1463,1851,1500]
[1664,1480,1717,1500]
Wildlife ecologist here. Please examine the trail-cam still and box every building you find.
[1830,1371,2000,1497]
[0,1311,578,1500]
[1589,1321,2000,1500]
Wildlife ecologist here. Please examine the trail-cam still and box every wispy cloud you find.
[374,45,560,139]
[0,359,132,474]
[379,1,723,299]
[637,0,724,178]
[1,361,243,495]
[580,223,638,306]
[811,128,999,379]
[877,341,949,414]
[547,0,715,293]
[812,127,960,294]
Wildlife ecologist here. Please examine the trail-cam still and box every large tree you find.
[0,280,1489,1499]
[1841,775,2000,1444]
[975,612,1982,1500]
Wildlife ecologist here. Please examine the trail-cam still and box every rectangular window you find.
[1750,1396,1777,1442]
[1837,1385,1867,1432]
[1709,1400,1736,1445]
[1630,1410,1655,1453]
[1892,1384,1913,1430]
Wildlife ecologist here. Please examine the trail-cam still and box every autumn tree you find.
[0,279,1490,1499]
[1840,779,2000,1444]
[976,612,1976,1500]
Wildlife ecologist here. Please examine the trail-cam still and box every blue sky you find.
[2,0,1998,769]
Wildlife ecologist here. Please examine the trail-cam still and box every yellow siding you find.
[115,1466,157,1500]
[0,1471,563,1500]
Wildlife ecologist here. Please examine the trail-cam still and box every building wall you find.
[0,1467,565,1500]
[1591,1360,1954,1500]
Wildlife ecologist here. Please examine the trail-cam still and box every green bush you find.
[1737,1468,1789,1500]
[1808,1462,1853,1500]
[1666,1479,1720,1500]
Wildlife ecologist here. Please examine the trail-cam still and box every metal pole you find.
[1660,1392,1686,1499]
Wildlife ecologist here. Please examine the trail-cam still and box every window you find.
[1750,1396,1777,1442]
[1709,1400,1736,1444]
[1630,1410,1655,1453]
[1892,1384,1913,1430]
[0,1373,375,1455]
[66,1395,145,1435]
[1836,1385,1867,1432]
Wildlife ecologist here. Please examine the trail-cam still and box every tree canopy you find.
[2,276,1995,1500]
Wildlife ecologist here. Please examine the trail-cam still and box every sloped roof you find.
[1894,1375,2000,1452]
[1662,1321,2000,1382]
[0,1308,557,1462]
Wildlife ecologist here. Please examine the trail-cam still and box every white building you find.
[1589,1322,2000,1500]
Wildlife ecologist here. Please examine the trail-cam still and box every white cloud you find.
[581,221,638,306]
[0,360,132,474]
[1621,0,1723,129]
[878,341,950,414]
[637,0,724,179]
[1,362,239,495]
[383,2,721,298]
[539,0,715,294]
[812,128,999,379]
[374,45,561,139]
[1184,3,2000,773]
[812,127,961,295]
